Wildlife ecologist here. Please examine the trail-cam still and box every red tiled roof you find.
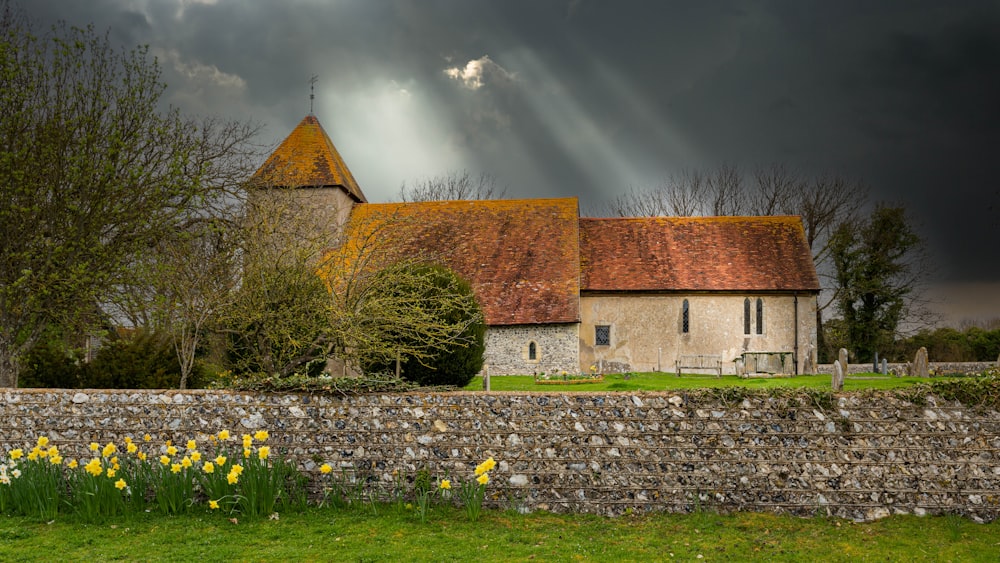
[580,216,820,292]
[252,115,367,203]
[346,198,581,325]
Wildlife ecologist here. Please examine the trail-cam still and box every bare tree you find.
[706,163,747,216]
[748,163,802,216]
[398,170,507,202]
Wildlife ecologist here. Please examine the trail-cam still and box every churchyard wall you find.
[816,361,996,376]
[2,388,998,522]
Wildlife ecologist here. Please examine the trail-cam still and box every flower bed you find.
[1,432,497,525]
[533,372,605,385]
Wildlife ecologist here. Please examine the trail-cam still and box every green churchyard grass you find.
[0,506,996,561]
[465,372,944,392]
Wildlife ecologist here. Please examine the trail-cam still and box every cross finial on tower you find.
[309,74,319,115]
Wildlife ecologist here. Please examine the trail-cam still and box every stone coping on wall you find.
[2,388,999,522]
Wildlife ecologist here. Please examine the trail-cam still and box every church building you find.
[253,115,821,376]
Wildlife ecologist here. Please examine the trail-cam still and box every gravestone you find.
[832,360,844,391]
[838,348,849,377]
[913,347,929,378]
[881,358,888,375]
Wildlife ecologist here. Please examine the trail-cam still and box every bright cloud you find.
[444,56,516,90]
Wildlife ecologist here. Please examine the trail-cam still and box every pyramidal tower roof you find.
[252,115,367,203]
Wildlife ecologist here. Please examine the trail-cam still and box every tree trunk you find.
[0,348,21,388]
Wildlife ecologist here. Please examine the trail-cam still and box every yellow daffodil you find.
[89,442,99,452]
[115,478,127,490]
[9,449,23,460]
[217,430,230,441]
[186,440,197,451]
[166,445,178,456]
[202,462,215,474]
[215,455,227,466]
[209,499,220,510]
[190,451,201,462]
[127,443,138,454]
[181,456,192,469]
[253,430,269,442]
[110,456,118,465]
[107,467,117,478]
[319,463,332,474]
[85,459,103,476]
[124,436,133,444]
[231,464,243,476]
[137,452,147,461]
[439,479,451,490]
[49,454,63,465]
[166,440,172,446]
[243,448,251,459]
[476,473,489,485]
[47,446,59,457]
[143,434,152,442]
[258,446,270,460]
[242,434,252,448]
[483,457,496,472]
[159,455,171,466]
[37,436,49,447]
[226,472,238,485]
[68,459,78,469]
[102,443,116,457]
[171,463,182,474]
[27,450,38,461]
[36,446,48,458]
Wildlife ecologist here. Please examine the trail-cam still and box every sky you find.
[19,0,1000,326]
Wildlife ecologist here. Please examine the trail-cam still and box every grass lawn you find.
[0,507,996,562]
[464,371,941,392]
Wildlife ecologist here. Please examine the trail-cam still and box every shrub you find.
[363,265,485,387]
[84,330,207,389]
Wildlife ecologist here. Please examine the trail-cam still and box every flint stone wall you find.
[817,361,996,376]
[2,388,999,522]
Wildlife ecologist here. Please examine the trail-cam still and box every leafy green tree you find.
[362,264,485,387]
[829,205,924,362]
[0,8,256,387]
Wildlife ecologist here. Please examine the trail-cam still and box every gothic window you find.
[756,298,764,335]
[682,300,690,334]
[528,341,537,360]
[595,325,611,346]
[743,298,752,335]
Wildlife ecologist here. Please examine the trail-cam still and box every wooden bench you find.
[675,354,722,378]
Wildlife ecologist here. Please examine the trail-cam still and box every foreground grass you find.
[465,371,944,392]
[0,507,996,562]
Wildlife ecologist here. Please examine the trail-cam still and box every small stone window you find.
[756,298,764,335]
[682,299,690,334]
[528,341,537,360]
[595,325,611,346]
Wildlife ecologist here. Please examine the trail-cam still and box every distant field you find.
[463,371,945,392]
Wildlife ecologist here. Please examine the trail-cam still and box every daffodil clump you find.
[0,429,304,522]
[457,457,496,522]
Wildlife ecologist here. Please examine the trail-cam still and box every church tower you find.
[250,115,367,232]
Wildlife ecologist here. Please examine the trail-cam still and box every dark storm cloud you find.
[15,0,1000,290]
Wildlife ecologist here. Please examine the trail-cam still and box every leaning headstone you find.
[880,358,888,375]
[838,348,849,378]
[913,347,929,378]
[832,360,844,391]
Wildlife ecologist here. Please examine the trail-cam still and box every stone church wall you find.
[484,324,579,375]
[580,293,818,374]
[2,388,997,522]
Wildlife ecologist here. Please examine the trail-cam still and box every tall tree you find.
[397,170,506,202]
[829,205,924,362]
[0,9,256,387]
